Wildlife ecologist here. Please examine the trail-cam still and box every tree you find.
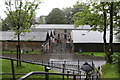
[72,1,120,63]
[62,2,87,24]
[46,8,66,24]
[0,17,2,30]
[62,7,73,24]
[39,16,46,24]
[3,0,40,66]
[2,11,35,31]
[116,33,120,42]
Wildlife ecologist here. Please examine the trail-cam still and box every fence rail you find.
[18,71,84,80]
[1,56,99,80]
[0,56,82,72]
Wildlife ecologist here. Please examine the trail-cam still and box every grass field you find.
[101,63,119,78]
[0,51,42,54]
[1,52,119,79]
[1,59,63,79]
[74,52,105,57]
[0,51,110,57]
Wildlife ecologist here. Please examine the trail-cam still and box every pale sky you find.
[0,0,82,19]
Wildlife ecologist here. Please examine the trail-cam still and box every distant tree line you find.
[40,3,86,24]
[1,2,86,30]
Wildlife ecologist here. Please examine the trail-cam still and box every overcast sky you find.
[0,0,82,19]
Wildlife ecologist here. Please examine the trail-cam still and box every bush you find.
[112,53,120,76]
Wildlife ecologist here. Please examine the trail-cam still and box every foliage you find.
[39,16,46,24]
[0,17,2,30]
[46,8,66,24]
[0,21,2,31]
[1,59,61,79]
[62,2,88,24]
[72,1,120,63]
[2,11,35,31]
[116,33,120,42]
[101,63,119,78]
[74,52,105,57]
[3,0,40,33]
[103,53,120,78]
[102,52,120,78]
[72,2,108,31]
[62,7,73,24]
[72,2,120,31]
[2,0,41,66]
[0,51,43,54]
[112,53,120,65]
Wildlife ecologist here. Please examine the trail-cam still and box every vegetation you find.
[101,63,119,78]
[1,59,62,79]
[72,1,120,63]
[62,3,85,24]
[74,52,105,57]
[0,51,42,54]
[0,17,2,31]
[46,8,66,24]
[45,2,87,24]
[2,11,35,31]
[2,0,41,66]
[101,53,120,78]
[116,33,120,42]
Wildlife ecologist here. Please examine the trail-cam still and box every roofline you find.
[73,42,120,44]
[0,40,46,42]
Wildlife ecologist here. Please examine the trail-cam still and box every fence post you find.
[73,75,76,80]
[78,60,80,74]
[67,71,70,79]
[11,60,15,80]
[48,62,50,66]
[73,70,74,75]
[51,61,53,69]
[16,45,19,67]
[79,71,81,80]
[45,66,49,80]
[42,61,43,65]
[92,61,95,79]
[62,64,65,80]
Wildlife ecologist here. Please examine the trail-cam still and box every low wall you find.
[1,41,44,52]
[74,43,120,52]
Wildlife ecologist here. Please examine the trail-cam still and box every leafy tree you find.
[46,8,66,24]
[62,3,87,24]
[0,17,2,31]
[72,1,120,63]
[2,11,35,31]
[116,33,120,42]
[39,16,46,24]
[3,0,40,66]
[62,7,73,24]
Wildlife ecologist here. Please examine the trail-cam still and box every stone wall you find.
[1,41,44,51]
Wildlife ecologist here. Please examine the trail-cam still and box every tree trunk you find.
[108,2,114,63]
[102,2,109,62]
[18,32,21,66]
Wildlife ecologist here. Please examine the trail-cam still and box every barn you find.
[72,30,120,52]
[1,24,120,52]
[0,31,50,52]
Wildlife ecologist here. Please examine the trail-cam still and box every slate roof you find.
[1,24,119,43]
[72,30,119,43]
[0,31,48,41]
[34,24,91,30]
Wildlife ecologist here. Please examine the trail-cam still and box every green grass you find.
[1,59,63,79]
[74,52,105,57]
[101,63,119,78]
[0,51,42,54]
